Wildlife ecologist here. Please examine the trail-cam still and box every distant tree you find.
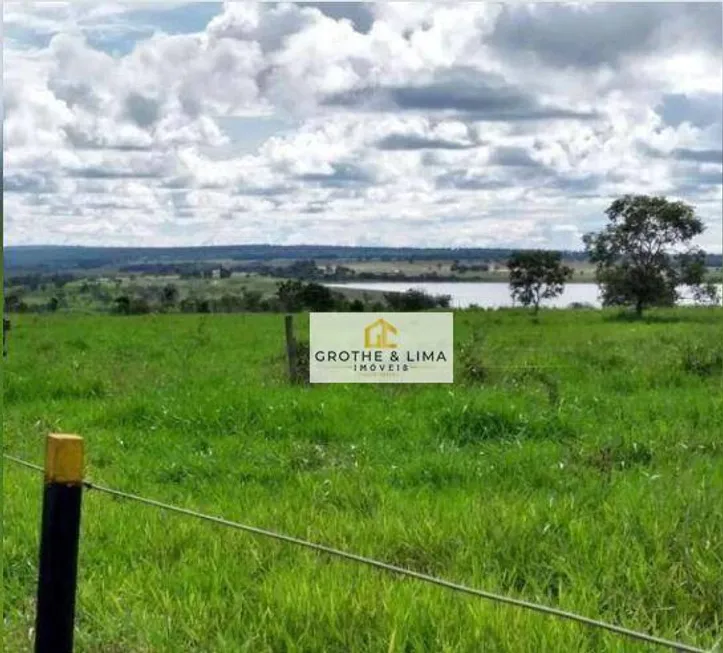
[113,296,131,315]
[277,280,305,311]
[384,289,450,311]
[51,274,73,289]
[276,279,350,311]
[47,297,60,312]
[219,266,232,279]
[678,249,721,306]
[260,297,280,312]
[507,250,574,314]
[4,293,25,312]
[241,288,263,312]
[3,317,10,357]
[91,285,112,303]
[113,295,151,315]
[131,298,151,314]
[300,282,335,312]
[161,284,179,308]
[216,294,244,312]
[583,195,716,315]
[349,299,365,312]
[179,298,197,313]
[292,260,321,279]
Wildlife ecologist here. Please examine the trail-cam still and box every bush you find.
[4,293,25,312]
[130,298,151,314]
[277,280,336,312]
[384,289,450,311]
[241,289,263,311]
[458,329,487,384]
[292,340,310,384]
[215,295,244,313]
[437,404,574,446]
[113,295,152,315]
[179,298,197,313]
[681,344,723,377]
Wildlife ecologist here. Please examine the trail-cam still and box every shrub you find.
[293,340,310,384]
[384,289,450,311]
[681,343,723,377]
[458,329,487,384]
[437,404,574,446]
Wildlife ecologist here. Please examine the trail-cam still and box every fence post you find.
[3,316,9,358]
[285,314,298,383]
[35,434,84,653]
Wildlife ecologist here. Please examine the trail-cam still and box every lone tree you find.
[583,195,717,316]
[507,250,573,313]
[276,280,336,312]
[161,283,179,309]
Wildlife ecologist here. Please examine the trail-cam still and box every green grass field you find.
[3,308,723,652]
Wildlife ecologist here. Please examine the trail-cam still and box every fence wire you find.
[4,453,712,653]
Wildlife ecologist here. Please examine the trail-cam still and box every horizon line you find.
[4,243,722,255]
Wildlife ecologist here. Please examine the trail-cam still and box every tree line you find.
[507,195,721,315]
[109,281,451,315]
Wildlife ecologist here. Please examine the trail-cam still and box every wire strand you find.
[4,454,44,473]
[3,453,709,653]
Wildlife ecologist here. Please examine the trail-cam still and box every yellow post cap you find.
[45,434,84,484]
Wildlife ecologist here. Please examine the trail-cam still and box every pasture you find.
[3,308,723,652]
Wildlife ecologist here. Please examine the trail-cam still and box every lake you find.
[326,282,723,309]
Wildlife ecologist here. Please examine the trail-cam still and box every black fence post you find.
[34,434,84,653]
[3,316,10,358]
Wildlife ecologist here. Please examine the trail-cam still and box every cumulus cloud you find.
[3,1,722,251]
[488,3,722,70]
[323,67,600,123]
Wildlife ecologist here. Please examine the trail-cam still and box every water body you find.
[327,282,723,309]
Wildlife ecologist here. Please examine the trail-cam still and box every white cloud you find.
[3,1,722,251]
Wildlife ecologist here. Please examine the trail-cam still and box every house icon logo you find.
[364,318,398,349]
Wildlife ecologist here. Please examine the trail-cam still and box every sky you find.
[3,1,723,252]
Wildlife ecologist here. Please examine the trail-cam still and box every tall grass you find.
[3,308,723,652]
